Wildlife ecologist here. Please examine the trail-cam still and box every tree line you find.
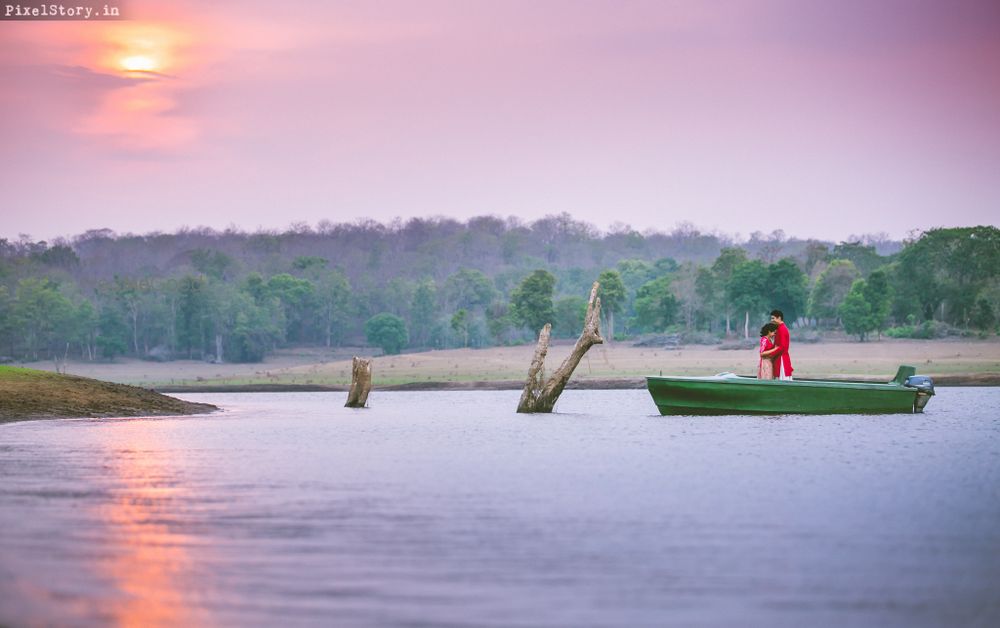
[0,218,995,362]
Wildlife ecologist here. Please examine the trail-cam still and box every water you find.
[1,389,998,627]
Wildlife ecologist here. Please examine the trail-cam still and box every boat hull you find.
[646,375,922,416]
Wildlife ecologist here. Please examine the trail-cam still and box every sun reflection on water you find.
[93,436,210,626]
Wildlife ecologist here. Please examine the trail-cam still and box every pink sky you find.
[2,0,999,242]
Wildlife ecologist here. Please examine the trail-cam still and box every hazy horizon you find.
[1,214,912,249]
[3,0,999,243]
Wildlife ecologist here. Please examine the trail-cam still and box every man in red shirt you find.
[770,310,793,380]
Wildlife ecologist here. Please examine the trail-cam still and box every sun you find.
[90,22,196,77]
[120,54,158,73]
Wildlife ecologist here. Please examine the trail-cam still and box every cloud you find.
[1,62,198,157]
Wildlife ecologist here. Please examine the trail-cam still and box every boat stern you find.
[904,375,935,412]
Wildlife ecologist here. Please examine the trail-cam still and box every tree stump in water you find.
[517,281,603,413]
[345,356,372,408]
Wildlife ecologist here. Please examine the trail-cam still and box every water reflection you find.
[94,436,207,626]
[1,390,998,626]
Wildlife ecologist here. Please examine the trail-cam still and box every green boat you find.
[646,365,934,416]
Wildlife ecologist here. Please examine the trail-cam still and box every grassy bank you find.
[0,366,217,423]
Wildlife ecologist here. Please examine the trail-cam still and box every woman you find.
[758,322,780,379]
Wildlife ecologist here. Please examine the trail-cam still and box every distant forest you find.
[1,215,997,363]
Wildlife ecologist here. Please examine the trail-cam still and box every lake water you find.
[1,389,999,627]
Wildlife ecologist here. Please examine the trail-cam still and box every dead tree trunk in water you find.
[517,282,603,413]
[345,356,372,408]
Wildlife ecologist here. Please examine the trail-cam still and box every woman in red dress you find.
[758,322,780,379]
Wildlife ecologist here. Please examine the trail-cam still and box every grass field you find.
[21,337,1000,388]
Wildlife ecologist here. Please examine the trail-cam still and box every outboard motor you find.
[904,375,935,412]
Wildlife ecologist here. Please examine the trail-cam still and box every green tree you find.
[510,269,556,334]
[633,276,680,332]
[265,273,318,343]
[71,299,98,360]
[485,301,515,345]
[597,269,626,341]
[443,268,496,312]
[971,298,995,332]
[108,276,154,356]
[0,285,15,357]
[615,259,657,318]
[33,244,80,270]
[553,296,587,338]
[190,248,237,280]
[670,262,701,330]
[450,308,470,348]
[766,258,808,324]
[240,273,287,349]
[893,226,1000,325]
[365,313,409,355]
[96,305,129,360]
[315,269,352,347]
[176,274,210,358]
[204,281,234,362]
[381,278,415,319]
[243,272,268,302]
[410,280,438,347]
[862,270,892,339]
[138,287,174,357]
[291,256,328,273]
[694,266,717,331]
[712,247,749,335]
[809,259,860,322]
[840,279,875,341]
[727,260,769,338]
[654,257,680,274]
[13,277,76,360]
[221,290,282,362]
[802,241,830,276]
[831,241,885,276]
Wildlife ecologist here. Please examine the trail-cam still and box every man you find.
[770,309,793,380]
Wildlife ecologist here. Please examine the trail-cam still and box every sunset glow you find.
[31,18,209,152]
[94,434,206,626]
[1,4,1000,624]
[92,21,194,76]
[2,0,999,240]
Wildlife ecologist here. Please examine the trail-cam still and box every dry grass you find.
[23,338,998,388]
[274,338,1000,386]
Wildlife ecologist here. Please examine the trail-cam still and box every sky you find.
[2,0,999,243]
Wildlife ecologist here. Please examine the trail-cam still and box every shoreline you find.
[12,338,999,400]
[0,367,218,425]
[5,370,995,423]
[155,372,1000,394]
[0,405,220,425]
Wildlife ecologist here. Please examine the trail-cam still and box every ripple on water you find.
[1,388,999,626]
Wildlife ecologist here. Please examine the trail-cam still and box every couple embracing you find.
[758,310,793,381]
